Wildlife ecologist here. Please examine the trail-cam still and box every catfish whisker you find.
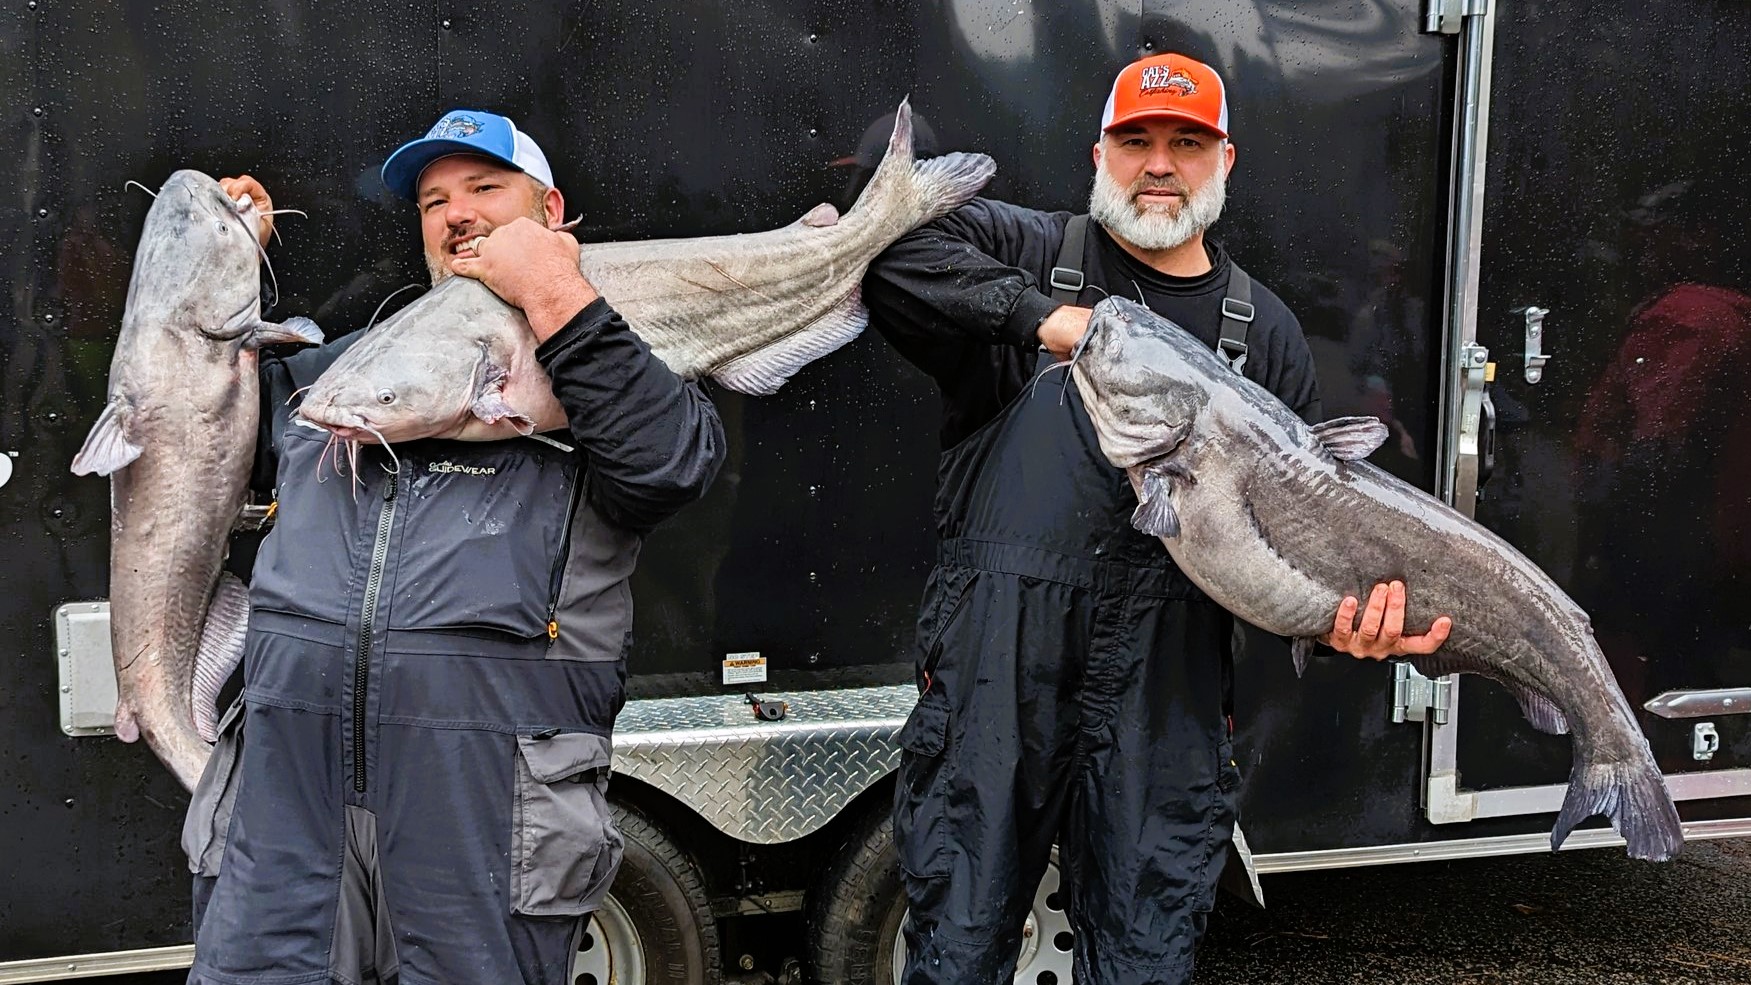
[365,283,423,332]
[286,384,313,406]
[315,432,335,484]
[347,440,363,501]
[124,180,158,199]
[1028,360,1071,401]
[360,423,401,475]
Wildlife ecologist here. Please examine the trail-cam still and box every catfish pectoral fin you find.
[1130,466,1180,538]
[71,400,144,476]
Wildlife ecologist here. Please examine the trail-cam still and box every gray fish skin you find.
[299,99,996,442]
[1070,296,1683,862]
[71,170,320,790]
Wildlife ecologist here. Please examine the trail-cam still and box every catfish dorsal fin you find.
[1309,416,1389,461]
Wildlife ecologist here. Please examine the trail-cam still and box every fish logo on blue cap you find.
[429,115,484,140]
[382,109,555,202]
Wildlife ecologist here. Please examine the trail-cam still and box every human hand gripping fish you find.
[449,215,597,343]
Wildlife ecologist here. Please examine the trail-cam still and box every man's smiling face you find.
[416,155,556,284]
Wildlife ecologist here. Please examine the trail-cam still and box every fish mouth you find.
[318,424,375,443]
[296,403,378,444]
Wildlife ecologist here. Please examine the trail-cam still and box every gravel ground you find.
[1193,838,1751,985]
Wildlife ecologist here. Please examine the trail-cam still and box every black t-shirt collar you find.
[1091,221,1230,298]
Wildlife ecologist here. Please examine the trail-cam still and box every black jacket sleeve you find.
[863,198,1071,353]
[535,298,725,534]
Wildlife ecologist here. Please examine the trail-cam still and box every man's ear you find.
[543,185,566,229]
[1091,140,1103,171]
[1223,140,1237,177]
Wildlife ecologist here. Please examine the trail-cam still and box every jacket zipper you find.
[352,467,400,793]
[544,471,586,647]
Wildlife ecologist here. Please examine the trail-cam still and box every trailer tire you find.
[572,801,722,985]
[808,803,1075,985]
[807,803,908,985]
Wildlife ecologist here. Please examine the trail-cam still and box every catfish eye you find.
[215,220,230,234]
[376,389,396,405]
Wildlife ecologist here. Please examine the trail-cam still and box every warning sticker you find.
[722,652,768,685]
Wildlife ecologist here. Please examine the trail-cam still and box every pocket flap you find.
[896,698,949,757]
[517,731,613,783]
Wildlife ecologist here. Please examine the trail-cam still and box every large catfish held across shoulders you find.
[1068,296,1684,862]
[298,98,996,443]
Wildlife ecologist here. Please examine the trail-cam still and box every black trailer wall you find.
[2,0,1455,961]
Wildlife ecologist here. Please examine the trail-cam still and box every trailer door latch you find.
[1392,663,1453,725]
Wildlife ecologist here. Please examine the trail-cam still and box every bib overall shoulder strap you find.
[1218,262,1255,373]
[1049,214,1091,305]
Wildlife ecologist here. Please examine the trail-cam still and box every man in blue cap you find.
[186,112,724,985]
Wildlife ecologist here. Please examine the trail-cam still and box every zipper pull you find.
[384,473,399,502]
[547,619,559,642]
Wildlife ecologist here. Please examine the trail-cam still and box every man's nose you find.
[443,196,477,229]
[1143,148,1176,178]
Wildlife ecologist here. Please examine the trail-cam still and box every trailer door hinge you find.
[1392,663,1453,724]
[1425,0,1488,34]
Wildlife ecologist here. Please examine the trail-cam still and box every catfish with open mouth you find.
[1067,296,1684,862]
[70,169,322,789]
[296,99,995,442]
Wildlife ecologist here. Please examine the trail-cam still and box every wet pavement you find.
[91,839,1751,984]
[1193,838,1751,985]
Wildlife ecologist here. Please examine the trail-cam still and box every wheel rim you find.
[891,854,1074,984]
[571,893,645,985]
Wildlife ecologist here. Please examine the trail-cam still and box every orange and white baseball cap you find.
[1100,53,1229,138]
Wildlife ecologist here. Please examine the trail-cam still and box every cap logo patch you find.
[429,115,484,139]
[1139,66,1198,97]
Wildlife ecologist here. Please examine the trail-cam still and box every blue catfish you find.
[297,100,996,442]
[71,170,320,789]
[1068,296,1683,861]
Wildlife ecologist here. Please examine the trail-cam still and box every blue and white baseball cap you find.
[381,109,555,201]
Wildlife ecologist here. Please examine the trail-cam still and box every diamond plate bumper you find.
[613,684,917,844]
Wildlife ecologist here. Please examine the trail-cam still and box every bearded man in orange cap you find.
[863,52,1452,984]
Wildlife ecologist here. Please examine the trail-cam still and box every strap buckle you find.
[1221,298,1256,323]
[1049,267,1085,293]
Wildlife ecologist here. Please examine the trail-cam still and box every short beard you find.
[424,184,554,285]
[1088,157,1226,252]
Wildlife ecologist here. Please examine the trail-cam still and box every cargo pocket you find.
[511,731,624,916]
[892,695,953,880]
[181,696,246,877]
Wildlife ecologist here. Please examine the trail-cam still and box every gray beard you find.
[1088,160,1226,252]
